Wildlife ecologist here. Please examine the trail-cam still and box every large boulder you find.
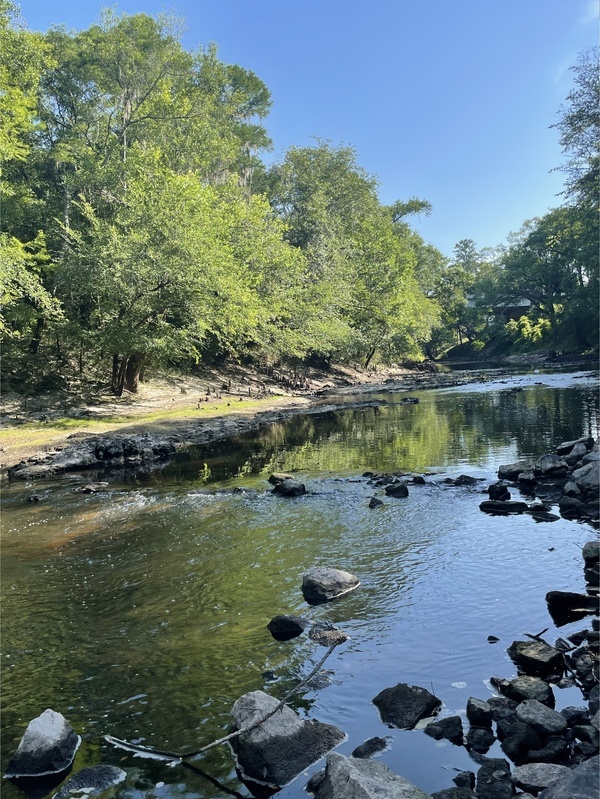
[272,479,306,497]
[373,683,441,729]
[311,752,431,799]
[230,691,344,789]
[556,436,595,456]
[512,763,571,794]
[536,754,599,799]
[52,766,127,799]
[572,461,599,497]
[498,460,535,480]
[5,709,81,778]
[535,454,568,475]
[301,567,360,605]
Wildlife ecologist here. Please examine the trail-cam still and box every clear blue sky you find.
[16,0,599,258]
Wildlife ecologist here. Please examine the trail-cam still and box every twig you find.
[104,640,343,762]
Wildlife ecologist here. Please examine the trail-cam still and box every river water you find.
[1,369,598,798]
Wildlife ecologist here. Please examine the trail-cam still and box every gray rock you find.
[556,436,595,456]
[516,699,567,736]
[498,460,535,480]
[563,480,582,497]
[452,772,475,790]
[535,454,568,474]
[466,697,493,728]
[507,640,563,677]
[424,715,464,744]
[465,726,495,753]
[518,470,538,485]
[572,461,599,496]
[267,615,310,641]
[502,676,555,707]
[475,758,513,799]
[431,789,477,799]
[582,540,600,564]
[369,497,384,508]
[230,690,345,789]
[499,720,542,763]
[311,752,431,799]
[480,500,529,514]
[5,709,81,778]
[591,710,599,730]
[453,475,480,486]
[581,451,600,466]
[308,622,349,647]
[537,754,599,798]
[512,763,571,793]
[373,683,441,730]
[301,567,360,605]
[52,766,127,799]
[268,472,294,485]
[385,482,409,498]
[565,442,589,465]
[351,736,388,759]
[588,683,599,715]
[272,478,306,497]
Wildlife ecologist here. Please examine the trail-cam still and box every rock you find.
[533,481,566,501]
[453,475,480,486]
[507,640,563,677]
[309,622,349,647]
[267,615,310,641]
[373,683,441,730]
[431,790,477,799]
[591,710,599,730]
[516,699,567,736]
[518,470,538,485]
[565,442,589,465]
[589,684,599,715]
[499,720,542,764]
[272,478,306,497]
[536,755,598,799]
[452,772,475,790]
[558,495,598,520]
[229,690,345,789]
[502,676,555,708]
[545,591,598,626]
[73,482,108,494]
[488,695,519,724]
[301,567,360,605]
[27,494,42,502]
[525,735,568,764]
[399,397,420,404]
[488,483,511,501]
[369,497,383,508]
[52,766,127,799]
[560,706,589,726]
[412,475,426,485]
[581,451,600,466]
[268,472,294,485]
[572,724,599,746]
[384,482,409,498]
[424,715,464,744]
[582,540,600,564]
[475,758,513,799]
[512,763,571,793]
[5,709,81,778]
[498,459,535,480]
[480,500,529,514]
[466,698,493,728]
[572,461,600,497]
[351,736,388,758]
[311,752,431,799]
[556,436,595,456]
[563,480,582,497]
[465,727,495,753]
[535,454,568,474]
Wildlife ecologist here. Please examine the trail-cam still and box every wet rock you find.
[399,397,420,404]
[558,495,599,521]
[525,735,569,764]
[466,698,493,728]
[556,436,595,456]
[501,676,555,708]
[268,472,294,485]
[308,621,349,647]
[498,459,535,480]
[229,690,345,789]
[518,470,538,486]
[465,727,495,753]
[516,699,567,736]
[412,475,427,485]
[474,757,513,799]
[536,754,599,799]
[452,772,475,790]
[267,615,310,641]
[527,509,561,523]
[567,646,598,692]
[511,763,570,794]
[563,480,582,497]
[311,752,431,799]
[545,591,598,627]
[373,682,441,730]
[535,454,568,475]
[73,482,108,494]
[565,442,589,465]
[453,475,480,486]
[369,497,383,508]
[431,789,477,799]
[480,500,529,514]
[272,478,306,497]
[52,766,127,799]
[350,736,388,759]
[424,715,464,744]
[582,540,600,565]
[384,482,409,498]
[5,709,81,779]
[507,640,563,677]
[27,495,42,502]
[499,720,542,764]
[560,705,589,726]
[572,461,599,496]
[301,567,360,605]
[488,695,519,724]
[488,483,511,501]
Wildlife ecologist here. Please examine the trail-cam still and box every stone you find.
[452,772,475,790]
[424,715,464,744]
[466,697,493,728]
[581,451,600,466]
[229,690,345,789]
[453,475,479,486]
[373,683,441,730]
[518,471,538,485]
[431,790,477,799]
[558,495,598,520]
[582,540,600,564]
[311,752,431,799]
[499,720,542,764]
[52,766,127,799]
[412,475,426,485]
[556,436,595,456]
[589,684,599,716]
[268,472,294,485]
[502,676,555,707]
[301,567,360,605]
[267,615,310,641]
[516,699,567,736]
[507,640,563,677]
[351,736,388,759]
[488,695,518,724]
[572,461,599,496]
[536,755,598,799]
[385,482,409,498]
[475,758,513,799]
[545,591,598,626]
[5,709,81,779]
[535,454,568,474]
[488,483,511,501]
[480,500,529,514]
[308,622,349,647]
[565,442,589,465]
[563,480,582,497]
[369,497,383,508]
[272,478,306,497]
[560,706,589,726]
[465,727,495,753]
[498,460,535,480]
[512,763,571,793]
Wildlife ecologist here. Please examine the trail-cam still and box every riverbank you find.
[2,362,482,477]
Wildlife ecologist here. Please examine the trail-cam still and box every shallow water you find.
[1,370,598,798]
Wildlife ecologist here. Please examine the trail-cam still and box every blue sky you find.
[16,0,599,258]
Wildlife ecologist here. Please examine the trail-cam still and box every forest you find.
[1,4,598,395]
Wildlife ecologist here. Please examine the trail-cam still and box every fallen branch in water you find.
[105,638,344,762]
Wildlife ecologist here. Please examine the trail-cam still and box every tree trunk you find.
[364,347,377,369]
[124,353,145,394]
[111,354,120,393]
[29,317,45,355]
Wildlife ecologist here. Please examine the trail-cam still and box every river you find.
[1,368,598,798]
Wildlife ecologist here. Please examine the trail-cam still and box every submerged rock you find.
[480,500,529,514]
[272,478,306,497]
[267,615,310,641]
[373,682,441,730]
[545,591,598,627]
[230,690,345,789]
[311,752,431,799]
[301,567,360,605]
[350,736,388,759]
[5,709,81,779]
[384,482,409,498]
[52,766,127,799]
[424,715,464,744]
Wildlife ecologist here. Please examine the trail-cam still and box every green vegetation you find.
[1,6,597,394]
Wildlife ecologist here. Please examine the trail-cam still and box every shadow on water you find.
[1,371,598,798]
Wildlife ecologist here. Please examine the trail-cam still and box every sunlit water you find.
[1,370,598,798]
